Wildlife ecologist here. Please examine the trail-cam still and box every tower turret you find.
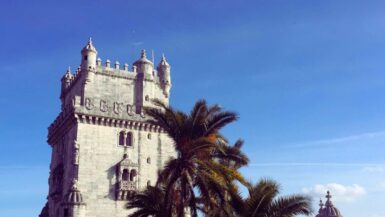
[80,38,97,71]
[133,50,153,77]
[157,54,171,97]
[61,67,73,91]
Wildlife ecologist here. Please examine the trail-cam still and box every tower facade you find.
[40,39,175,217]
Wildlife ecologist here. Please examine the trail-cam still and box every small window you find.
[130,169,137,182]
[84,55,88,60]
[64,208,69,217]
[147,180,151,187]
[122,169,129,181]
[147,157,151,164]
[119,131,125,146]
[126,132,132,146]
[145,95,149,101]
[147,133,151,139]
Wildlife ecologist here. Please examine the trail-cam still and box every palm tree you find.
[144,99,244,217]
[127,185,167,217]
[201,139,250,217]
[235,179,312,217]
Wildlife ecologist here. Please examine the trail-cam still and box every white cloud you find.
[369,214,385,217]
[362,166,385,173]
[302,183,366,202]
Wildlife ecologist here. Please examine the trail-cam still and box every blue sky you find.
[1,0,385,216]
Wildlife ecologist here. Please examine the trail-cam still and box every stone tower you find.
[39,39,175,217]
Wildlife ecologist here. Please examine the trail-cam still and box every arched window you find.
[147,157,151,164]
[147,133,151,139]
[130,169,137,182]
[119,131,125,146]
[122,169,129,181]
[126,132,132,146]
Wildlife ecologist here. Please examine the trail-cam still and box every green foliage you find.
[127,99,312,217]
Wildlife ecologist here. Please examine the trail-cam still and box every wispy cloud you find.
[362,166,385,173]
[249,163,385,167]
[302,183,366,202]
[131,41,144,46]
[289,131,385,148]
[369,214,385,217]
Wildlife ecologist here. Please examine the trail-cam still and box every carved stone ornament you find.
[114,102,123,114]
[74,140,79,165]
[127,104,134,116]
[85,98,94,110]
[100,100,108,112]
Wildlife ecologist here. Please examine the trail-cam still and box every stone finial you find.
[96,57,102,66]
[319,199,324,208]
[326,191,332,200]
[71,178,79,190]
[124,63,128,71]
[141,49,147,59]
[106,59,111,68]
[115,61,120,69]
[64,67,72,79]
[158,53,170,67]
[82,37,97,52]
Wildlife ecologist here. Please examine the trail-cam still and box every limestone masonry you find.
[39,38,175,217]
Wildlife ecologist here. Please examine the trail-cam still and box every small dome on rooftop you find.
[133,49,153,66]
[315,191,343,217]
[81,37,97,53]
[158,54,170,67]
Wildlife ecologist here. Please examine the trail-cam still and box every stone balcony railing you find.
[119,180,137,191]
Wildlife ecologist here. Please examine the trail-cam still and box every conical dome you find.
[133,49,153,66]
[81,37,97,53]
[315,191,343,217]
[158,54,170,68]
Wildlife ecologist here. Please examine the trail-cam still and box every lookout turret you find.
[157,54,171,97]
[80,38,97,71]
[133,49,154,77]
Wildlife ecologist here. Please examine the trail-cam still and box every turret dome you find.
[315,191,343,217]
[133,49,153,66]
[81,37,97,53]
[158,54,170,67]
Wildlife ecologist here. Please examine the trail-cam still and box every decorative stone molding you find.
[116,154,139,200]
[65,179,86,206]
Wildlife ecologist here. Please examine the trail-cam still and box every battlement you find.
[61,55,165,96]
